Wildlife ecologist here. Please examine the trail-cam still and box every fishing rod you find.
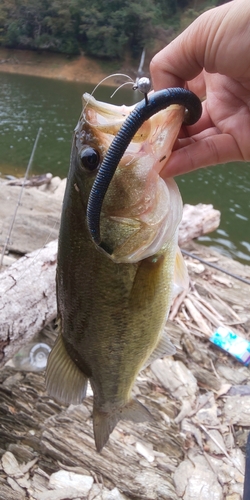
[86,82,202,251]
[0,128,42,270]
[181,249,250,285]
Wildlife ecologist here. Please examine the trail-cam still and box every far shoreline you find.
[0,47,131,87]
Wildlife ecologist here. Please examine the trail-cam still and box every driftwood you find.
[6,173,53,187]
[178,203,220,246]
[0,240,57,367]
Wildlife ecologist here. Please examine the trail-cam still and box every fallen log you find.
[6,172,53,187]
[0,182,220,257]
[0,182,62,255]
[178,203,220,246]
[0,240,57,367]
[0,204,220,367]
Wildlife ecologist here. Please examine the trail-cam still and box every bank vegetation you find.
[0,0,227,60]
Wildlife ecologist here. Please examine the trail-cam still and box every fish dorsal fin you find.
[143,330,176,369]
[93,398,153,452]
[46,333,88,405]
[173,246,189,297]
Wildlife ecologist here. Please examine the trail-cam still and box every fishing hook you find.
[133,77,152,105]
[86,87,202,253]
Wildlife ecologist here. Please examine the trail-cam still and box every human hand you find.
[150,0,250,177]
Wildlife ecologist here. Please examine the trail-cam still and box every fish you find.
[46,88,201,452]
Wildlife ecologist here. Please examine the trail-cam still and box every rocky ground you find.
[0,177,250,499]
[0,242,250,500]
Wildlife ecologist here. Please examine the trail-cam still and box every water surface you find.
[0,72,249,264]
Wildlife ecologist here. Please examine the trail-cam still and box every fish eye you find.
[80,147,100,172]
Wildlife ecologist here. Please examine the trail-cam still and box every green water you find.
[0,72,249,264]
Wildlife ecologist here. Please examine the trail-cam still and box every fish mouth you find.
[82,91,186,175]
[82,90,202,262]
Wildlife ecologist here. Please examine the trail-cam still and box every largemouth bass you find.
[46,88,201,452]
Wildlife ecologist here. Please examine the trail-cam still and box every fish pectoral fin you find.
[143,330,176,369]
[93,399,153,452]
[46,333,88,406]
[173,246,189,296]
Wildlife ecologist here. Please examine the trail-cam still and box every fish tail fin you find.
[46,333,88,405]
[93,398,154,452]
[93,407,119,453]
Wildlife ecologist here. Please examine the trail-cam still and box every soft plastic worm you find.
[86,87,202,250]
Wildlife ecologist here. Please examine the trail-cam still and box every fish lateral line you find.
[86,87,202,251]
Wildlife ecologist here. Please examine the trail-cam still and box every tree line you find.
[0,0,223,59]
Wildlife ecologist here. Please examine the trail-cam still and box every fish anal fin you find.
[46,333,88,406]
[143,331,176,369]
[122,398,154,423]
[93,398,153,452]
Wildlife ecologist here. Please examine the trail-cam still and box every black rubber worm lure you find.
[86,87,202,252]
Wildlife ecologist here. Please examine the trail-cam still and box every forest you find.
[0,0,228,60]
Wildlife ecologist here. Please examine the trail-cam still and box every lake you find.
[0,72,249,264]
